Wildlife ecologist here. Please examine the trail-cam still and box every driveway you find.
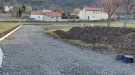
[0,25,135,75]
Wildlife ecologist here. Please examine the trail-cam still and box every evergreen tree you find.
[22,5,26,12]
[62,12,70,19]
[18,8,22,17]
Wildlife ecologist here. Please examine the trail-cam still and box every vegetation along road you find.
[0,25,135,75]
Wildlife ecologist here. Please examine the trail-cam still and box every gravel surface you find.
[0,25,135,75]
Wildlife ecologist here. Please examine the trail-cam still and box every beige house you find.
[79,7,108,21]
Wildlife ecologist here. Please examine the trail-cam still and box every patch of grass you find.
[46,27,70,33]
[60,28,71,32]
[45,27,71,39]
[67,40,112,49]
[0,22,21,37]
[67,40,93,48]
[46,30,60,38]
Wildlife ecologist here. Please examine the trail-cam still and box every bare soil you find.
[54,26,135,56]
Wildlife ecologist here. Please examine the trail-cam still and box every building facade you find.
[31,11,62,21]
[79,7,108,21]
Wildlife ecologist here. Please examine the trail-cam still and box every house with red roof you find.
[30,11,62,21]
[78,6,108,21]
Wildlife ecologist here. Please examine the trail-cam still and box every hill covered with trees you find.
[5,0,97,11]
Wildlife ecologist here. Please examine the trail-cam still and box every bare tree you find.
[99,0,120,27]
[122,0,135,27]
[25,6,32,13]
[0,0,4,12]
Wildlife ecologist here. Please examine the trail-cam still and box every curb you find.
[0,25,22,67]
[0,25,22,42]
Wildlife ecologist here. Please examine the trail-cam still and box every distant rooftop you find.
[31,11,61,17]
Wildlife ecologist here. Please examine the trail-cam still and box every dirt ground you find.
[54,26,135,56]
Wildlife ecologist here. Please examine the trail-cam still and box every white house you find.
[79,7,108,21]
[4,6,10,13]
[31,11,62,21]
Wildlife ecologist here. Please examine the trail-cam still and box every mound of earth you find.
[54,26,135,55]
[54,30,73,39]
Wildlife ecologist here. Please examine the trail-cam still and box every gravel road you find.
[0,25,135,75]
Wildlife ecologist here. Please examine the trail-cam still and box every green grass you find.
[60,28,71,32]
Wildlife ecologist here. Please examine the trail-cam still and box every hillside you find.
[5,0,97,11]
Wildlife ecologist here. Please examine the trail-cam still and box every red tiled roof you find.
[45,12,61,17]
[31,11,61,17]
[84,7,102,11]
[31,11,45,15]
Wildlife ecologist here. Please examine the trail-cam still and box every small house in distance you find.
[31,11,62,21]
[79,6,108,21]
